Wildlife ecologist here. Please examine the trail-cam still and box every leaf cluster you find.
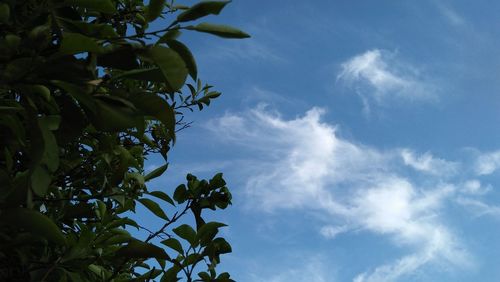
[0,0,247,281]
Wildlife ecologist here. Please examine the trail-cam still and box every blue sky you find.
[146,1,500,281]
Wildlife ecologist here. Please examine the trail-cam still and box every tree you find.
[0,0,248,281]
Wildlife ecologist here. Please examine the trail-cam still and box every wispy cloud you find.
[212,40,285,63]
[435,3,466,26]
[206,106,472,281]
[400,149,459,176]
[474,150,500,175]
[337,49,437,110]
[264,256,330,282]
[459,180,491,196]
[456,197,500,217]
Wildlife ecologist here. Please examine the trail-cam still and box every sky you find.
[144,1,500,281]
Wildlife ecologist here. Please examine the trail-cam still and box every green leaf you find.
[166,40,198,80]
[148,46,188,91]
[93,96,142,131]
[146,0,166,22]
[0,208,66,245]
[105,217,139,230]
[213,237,232,254]
[158,30,182,42]
[183,253,202,266]
[138,198,169,220]
[209,173,226,189]
[148,190,175,206]
[173,184,187,203]
[173,224,197,246]
[160,238,183,254]
[113,67,166,83]
[0,3,10,23]
[176,1,230,22]
[96,200,106,219]
[129,93,175,140]
[186,23,250,38]
[51,80,95,112]
[161,265,181,282]
[58,18,119,38]
[198,272,211,281]
[104,233,132,245]
[196,222,226,246]
[38,116,60,172]
[30,165,51,196]
[60,32,103,54]
[144,164,168,181]
[97,45,140,70]
[65,0,116,14]
[117,240,169,259]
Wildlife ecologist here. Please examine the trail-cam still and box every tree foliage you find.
[0,0,248,281]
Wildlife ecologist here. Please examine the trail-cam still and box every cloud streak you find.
[337,49,437,110]
[206,106,473,281]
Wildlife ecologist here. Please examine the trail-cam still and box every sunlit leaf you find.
[173,224,197,246]
[138,198,169,220]
[186,23,250,38]
[176,1,230,22]
[117,240,169,259]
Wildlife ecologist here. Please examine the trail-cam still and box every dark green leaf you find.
[196,222,226,245]
[176,1,230,22]
[148,46,188,91]
[30,165,51,196]
[113,67,166,83]
[183,253,202,266]
[51,80,95,112]
[106,217,139,230]
[145,164,168,181]
[58,18,119,38]
[159,30,182,42]
[186,23,250,38]
[0,208,66,245]
[65,0,116,14]
[213,237,232,254]
[173,224,197,246]
[198,272,211,281]
[148,190,175,206]
[93,96,143,131]
[97,45,140,70]
[146,0,166,22]
[104,233,132,245]
[209,173,226,189]
[138,269,163,280]
[0,3,10,23]
[166,40,198,80]
[38,116,60,172]
[160,238,183,254]
[138,198,169,220]
[60,32,103,54]
[161,265,181,282]
[173,184,187,203]
[129,93,175,139]
[117,240,169,259]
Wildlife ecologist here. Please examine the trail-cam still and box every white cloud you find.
[456,197,500,217]
[264,257,330,282]
[337,49,437,107]
[320,225,349,239]
[460,180,491,196]
[400,149,459,176]
[474,150,500,175]
[207,106,470,281]
[436,3,466,26]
